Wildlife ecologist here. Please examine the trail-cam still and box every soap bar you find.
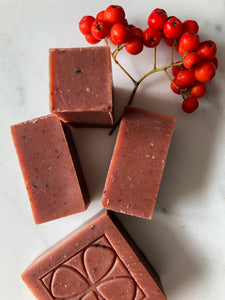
[11,114,89,224]
[102,106,176,219]
[49,46,113,127]
[22,210,167,300]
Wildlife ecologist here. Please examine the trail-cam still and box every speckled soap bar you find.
[102,106,176,219]
[49,46,114,127]
[11,114,89,224]
[21,210,167,300]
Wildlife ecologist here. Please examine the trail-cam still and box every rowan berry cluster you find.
[79,5,218,116]
[164,18,218,113]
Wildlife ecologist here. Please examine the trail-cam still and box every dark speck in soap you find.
[75,69,82,74]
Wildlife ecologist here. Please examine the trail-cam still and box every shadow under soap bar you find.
[11,114,89,224]
[49,46,113,127]
[22,210,167,300]
[102,106,176,219]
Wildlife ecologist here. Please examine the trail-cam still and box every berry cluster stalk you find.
[106,39,183,135]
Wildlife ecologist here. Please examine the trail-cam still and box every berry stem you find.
[127,83,140,105]
[107,41,184,135]
[111,50,137,84]
[113,44,126,58]
[109,116,122,135]
[109,82,139,135]
[164,69,186,99]
[154,47,157,69]
[105,39,137,84]
[137,61,183,85]
[104,37,109,46]
[171,40,176,64]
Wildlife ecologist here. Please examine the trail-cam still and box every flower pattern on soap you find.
[41,236,145,300]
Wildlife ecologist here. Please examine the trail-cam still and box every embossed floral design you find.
[41,236,145,300]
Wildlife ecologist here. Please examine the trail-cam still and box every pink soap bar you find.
[22,210,167,300]
[11,114,89,224]
[102,106,176,219]
[49,46,113,127]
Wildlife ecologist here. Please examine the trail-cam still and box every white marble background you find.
[1,0,225,299]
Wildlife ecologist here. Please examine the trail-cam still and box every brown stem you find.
[109,61,184,135]
[105,38,136,85]
[111,52,137,84]
[109,83,139,135]
[106,37,185,135]
[171,40,176,64]
[104,37,109,47]
[164,69,186,99]
[127,83,139,106]
[115,45,126,59]
[137,60,183,85]
[154,47,157,69]
[109,116,122,135]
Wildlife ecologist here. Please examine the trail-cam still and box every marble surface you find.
[1,0,225,299]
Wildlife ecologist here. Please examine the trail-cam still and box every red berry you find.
[148,8,168,30]
[164,37,175,47]
[182,96,199,113]
[163,17,183,38]
[178,44,186,57]
[85,34,100,44]
[127,24,135,30]
[194,60,216,82]
[183,52,200,69]
[175,43,179,52]
[211,56,218,69]
[130,27,144,38]
[110,23,130,44]
[143,27,161,48]
[176,70,197,88]
[91,19,110,40]
[104,5,125,25]
[167,15,176,20]
[121,18,129,27]
[172,63,183,77]
[96,10,105,21]
[125,35,144,55]
[179,33,200,52]
[170,77,181,94]
[190,82,206,98]
[79,16,95,35]
[108,36,117,45]
[182,20,199,34]
[197,40,217,60]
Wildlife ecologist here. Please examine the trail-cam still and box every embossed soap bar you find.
[49,46,113,127]
[11,114,89,224]
[21,210,167,300]
[102,106,176,219]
